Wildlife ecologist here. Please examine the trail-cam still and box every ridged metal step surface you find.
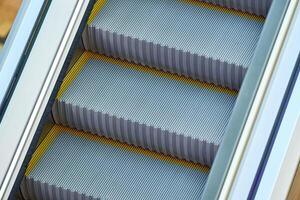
[198,0,273,16]
[22,126,209,200]
[52,52,237,166]
[83,0,265,89]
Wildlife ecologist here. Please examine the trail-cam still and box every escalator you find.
[17,0,276,199]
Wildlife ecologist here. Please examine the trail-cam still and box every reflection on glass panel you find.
[0,0,22,51]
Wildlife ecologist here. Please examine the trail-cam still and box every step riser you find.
[82,27,247,90]
[52,52,236,167]
[23,127,209,199]
[52,100,218,166]
[84,0,264,90]
[199,0,272,17]
[21,178,97,200]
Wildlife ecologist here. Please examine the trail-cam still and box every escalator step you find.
[52,52,237,166]
[198,0,273,16]
[22,125,209,200]
[82,0,265,90]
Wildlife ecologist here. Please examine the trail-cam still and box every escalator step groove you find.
[197,0,273,16]
[82,0,264,89]
[52,52,237,166]
[22,125,209,200]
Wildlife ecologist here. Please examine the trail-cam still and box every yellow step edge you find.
[87,0,106,25]
[25,128,60,176]
[26,125,210,176]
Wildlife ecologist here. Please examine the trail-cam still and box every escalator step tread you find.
[198,0,272,16]
[22,125,209,200]
[52,52,237,166]
[83,0,264,89]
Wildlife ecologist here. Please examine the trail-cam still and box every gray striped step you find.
[22,125,209,200]
[82,0,265,90]
[52,52,237,166]
[199,0,273,16]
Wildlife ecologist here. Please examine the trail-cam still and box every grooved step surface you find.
[22,126,209,200]
[83,0,264,89]
[52,52,237,166]
[198,0,273,16]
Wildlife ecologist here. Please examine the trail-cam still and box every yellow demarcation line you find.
[25,128,60,176]
[182,0,265,22]
[56,52,91,99]
[87,0,264,27]
[25,125,210,176]
[57,51,237,100]
[87,0,106,25]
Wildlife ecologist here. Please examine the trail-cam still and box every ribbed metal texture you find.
[52,56,237,166]
[21,178,99,200]
[23,130,209,200]
[83,0,264,89]
[200,0,273,16]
